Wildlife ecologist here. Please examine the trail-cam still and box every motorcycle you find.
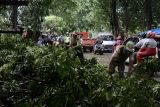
[93,43,104,55]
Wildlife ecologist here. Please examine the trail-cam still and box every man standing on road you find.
[108,41,134,77]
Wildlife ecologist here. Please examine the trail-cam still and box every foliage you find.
[0,35,107,106]
[42,15,64,34]
[133,58,160,78]
[1,35,160,107]
[1,0,160,35]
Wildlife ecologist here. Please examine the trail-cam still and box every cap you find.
[126,41,134,52]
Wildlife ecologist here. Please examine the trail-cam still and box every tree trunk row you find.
[110,0,152,37]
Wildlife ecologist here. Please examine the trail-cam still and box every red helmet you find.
[146,31,155,38]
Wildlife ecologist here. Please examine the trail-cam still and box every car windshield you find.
[101,35,114,41]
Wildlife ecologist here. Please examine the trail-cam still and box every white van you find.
[97,32,115,52]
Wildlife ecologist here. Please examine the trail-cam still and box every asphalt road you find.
[84,52,160,80]
[84,52,129,73]
[84,52,112,66]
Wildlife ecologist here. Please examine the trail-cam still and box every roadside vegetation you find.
[0,35,160,107]
[1,0,160,106]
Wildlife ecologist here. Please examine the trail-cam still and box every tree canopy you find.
[0,0,160,36]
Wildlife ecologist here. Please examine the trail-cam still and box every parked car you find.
[97,32,115,52]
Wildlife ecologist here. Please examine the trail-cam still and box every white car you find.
[97,32,115,52]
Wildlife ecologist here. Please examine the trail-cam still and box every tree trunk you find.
[110,0,119,37]
[145,0,152,30]
[31,1,42,41]
[12,5,18,30]
[124,1,129,37]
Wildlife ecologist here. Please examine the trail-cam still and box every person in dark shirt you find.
[108,41,134,77]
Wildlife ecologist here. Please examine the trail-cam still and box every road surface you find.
[84,52,129,72]
[84,52,129,73]
[84,52,112,67]
[84,52,160,79]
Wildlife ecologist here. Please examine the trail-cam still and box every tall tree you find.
[120,0,130,37]
[145,0,152,30]
[111,0,120,37]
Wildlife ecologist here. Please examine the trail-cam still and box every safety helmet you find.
[146,31,155,38]
[126,41,134,52]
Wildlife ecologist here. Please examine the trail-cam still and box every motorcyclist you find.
[94,36,103,51]
[134,31,157,64]
[95,36,103,44]
[149,33,160,64]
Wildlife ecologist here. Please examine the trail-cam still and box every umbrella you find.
[139,28,160,37]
